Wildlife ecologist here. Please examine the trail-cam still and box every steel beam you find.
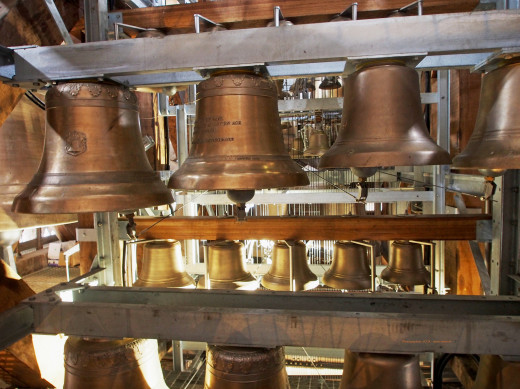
[6,10,520,86]
[21,285,520,356]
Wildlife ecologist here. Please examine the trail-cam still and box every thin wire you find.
[136,190,209,237]
[301,346,332,389]
[24,91,45,110]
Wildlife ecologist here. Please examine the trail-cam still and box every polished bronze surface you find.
[12,81,173,214]
[474,354,520,389]
[168,72,309,190]
[64,337,167,389]
[0,96,76,230]
[319,63,451,170]
[319,76,341,90]
[304,130,330,157]
[134,240,195,288]
[197,240,258,290]
[453,61,520,170]
[261,240,319,291]
[205,345,289,389]
[380,240,430,286]
[323,241,371,290]
[340,350,422,389]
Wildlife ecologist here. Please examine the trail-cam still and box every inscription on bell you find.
[193,115,242,144]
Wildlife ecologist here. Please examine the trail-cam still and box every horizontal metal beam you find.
[133,215,489,240]
[6,10,520,87]
[24,285,520,355]
[0,304,34,350]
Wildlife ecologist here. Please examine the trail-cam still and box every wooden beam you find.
[71,0,479,37]
[134,214,489,240]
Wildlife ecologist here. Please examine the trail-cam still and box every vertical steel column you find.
[94,212,122,286]
[176,105,189,166]
[84,0,108,42]
[433,70,450,293]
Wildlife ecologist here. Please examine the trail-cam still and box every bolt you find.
[97,222,103,227]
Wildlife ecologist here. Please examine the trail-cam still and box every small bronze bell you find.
[323,241,371,290]
[134,240,195,288]
[261,240,319,291]
[380,240,430,286]
[453,61,520,171]
[12,81,173,213]
[197,240,258,290]
[205,345,290,389]
[473,354,520,389]
[168,71,309,190]
[304,130,330,157]
[319,76,341,90]
[319,62,451,170]
[64,337,168,389]
[340,350,423,389]
[0,96,76,231]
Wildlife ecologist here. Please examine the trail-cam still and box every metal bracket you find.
[0,45,15,80]
[399,0,423,16]
[76,228,97,242]
[194,14,223,34]
[476,220,493,242]
[344,53,427,76]
[473,47,520,73]
[338,2,358,21]
[107,12,123,39]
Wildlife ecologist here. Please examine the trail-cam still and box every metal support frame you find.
[5,285,519,356]
[44,0,74,45]
[94,212,121,286]
[83,0,108,42]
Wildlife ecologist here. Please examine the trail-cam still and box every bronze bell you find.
[304,130,330,157]
[323,241,371,290]
[319,62,451,170]
[0,96,76,231]
[12,81,173,214]
[261,240,319,291]
[380,240,430,286]
[453,61,520,171]
[340,350,423,389]
[205,344,289,389]
[198,240,258,290]
[168,71,309,190]
[64,337,168,389]
[473,354,520,389]
[134,240,195,288]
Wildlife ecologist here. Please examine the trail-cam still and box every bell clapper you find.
[226,190,255,221]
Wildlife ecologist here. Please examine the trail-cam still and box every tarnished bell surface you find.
[197,240,258,290]
[304,130,330,157]
[205,345,289,389]
[319,63,451,169]
[323,241,371,290]
[134,240,195,288]
[168,71,309,190]
[453,61,520,170]
[261,240,319,291]
[0,97,76,231]
[12,82,173,214]
[380,240,430,286]
[473,354,520,389]
[340,350,422,389]
[64,337,167,389]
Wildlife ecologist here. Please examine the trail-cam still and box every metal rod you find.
[352,241,377,292]
[203,241,210,289]
[284,240,296,292]
[273,6,285,27]
[44,0,74,45]
[339,2,358,21]
[410,240,436,294]
[194,13,221,33]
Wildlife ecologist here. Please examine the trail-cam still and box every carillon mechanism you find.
[197,240,258,290]
[0,96,76,231]
[205,345,290,389]
[453,61,520,174]
[134,240,195,288]
[12,81,173,214]
[340,350,423,389]
[323,241,372,290]
[380,240,430,286]
[63,337,168,389]
[168,71,309,191]
[319,62,451,174]
[261,240,319,291]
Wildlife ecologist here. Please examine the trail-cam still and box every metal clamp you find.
[399,0,423,16]
[194,14,223,34]
[338,2,358,21]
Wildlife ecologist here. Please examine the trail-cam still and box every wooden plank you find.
[134,214,489,240]
[71,0,479,37]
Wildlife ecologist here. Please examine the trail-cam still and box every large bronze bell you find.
[64,337,168,389]
[453,61,520,171]
[12,81,173,214]
[473,354,520,389]
[198,240,258,290]
[168,71,309,190]
[304,130,330,157]
[261,240,319,291]
[319,62,451,170]
[205,345,289,389]
[340,350,423,389]
[134,240,195,288]
[0,96,76,230]
[323,241,371,290]
[380,240,430,286]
